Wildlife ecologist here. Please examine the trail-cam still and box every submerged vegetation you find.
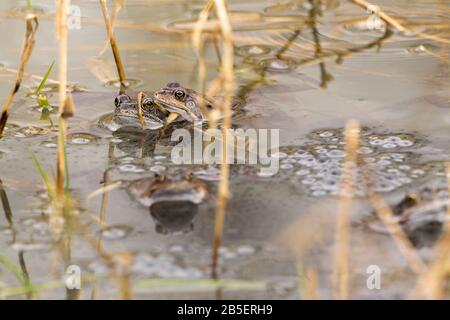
[0,0,449,300]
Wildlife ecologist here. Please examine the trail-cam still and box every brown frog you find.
[366,186,450,248]
[112,82,242,129]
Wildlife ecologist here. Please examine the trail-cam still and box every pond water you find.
[0,0,449,299]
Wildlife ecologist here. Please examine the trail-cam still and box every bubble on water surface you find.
[119,164,145,173]
[150,165,167,173]
[259,58,296,72]
[67,133,100,145]
[236,245,256,255]
[100,225,132,240]
[236,44,273,57]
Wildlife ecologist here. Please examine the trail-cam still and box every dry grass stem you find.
[332,119,360,300]
[99,0,127,92]
[54,0,70,232]
[306,266,319,300]
[208,0,234,279]
[0,14,38,137]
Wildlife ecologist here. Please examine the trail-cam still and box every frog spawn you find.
[273,128,442,197]
[88,251,204,279]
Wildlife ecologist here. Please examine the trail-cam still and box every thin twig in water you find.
[99,0,127,93]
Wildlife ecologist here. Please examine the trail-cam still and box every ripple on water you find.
[104,78,142,89]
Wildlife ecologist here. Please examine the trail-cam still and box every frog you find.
[111,82,243,130]
[112,92,168,129]
[152,82,216,123]
[365,186,450,248]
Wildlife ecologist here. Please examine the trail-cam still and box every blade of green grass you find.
[28,148,55,200]
[0,254,39,299]
[35,60,55,95]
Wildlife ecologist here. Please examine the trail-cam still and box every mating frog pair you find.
[113,82,221,128]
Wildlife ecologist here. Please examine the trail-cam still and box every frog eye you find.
[142,97,154,107]
[114,94,131,107]
[174,89,186,100]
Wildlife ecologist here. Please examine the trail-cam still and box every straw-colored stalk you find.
[332,119,360,300]
[98,0,124,56]
[350,0,450,44]
[209,0,234,279]
[414,162,450,299]
[99,0,127,93]
[192,0,215,119]
[0,14,38,137]
[306,266,319,300]
[54,0,70,233]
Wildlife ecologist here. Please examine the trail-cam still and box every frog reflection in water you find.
[128,170,208,235]
[113,82,219,128]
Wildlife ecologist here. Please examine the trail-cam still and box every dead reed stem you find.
[0,14,38,137]
[209,0,234,279]
[98,0,124,56]
[332,119,360,300]
[192,0,216,120]
[54,0,70,232]
[306,266,319,300]
[349,0,450,44]
[99,0,127,93]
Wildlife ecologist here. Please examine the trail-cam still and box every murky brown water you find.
[0,0,449,299]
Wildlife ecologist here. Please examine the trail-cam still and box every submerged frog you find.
[128,169,208,234]
[366,186,450,248]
